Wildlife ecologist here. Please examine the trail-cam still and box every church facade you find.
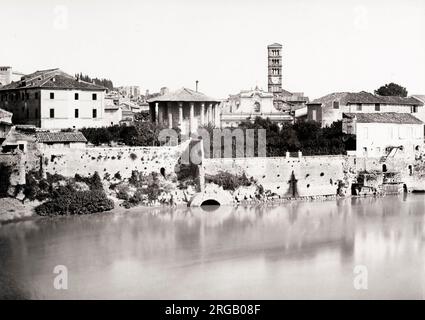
[219,43,309,127]
[220,86,292,127]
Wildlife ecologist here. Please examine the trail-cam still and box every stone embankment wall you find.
[42,141,190,179]
[203,155,356,197]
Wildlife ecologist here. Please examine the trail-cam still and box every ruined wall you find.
[357,156,425,191]
[0,153,25,187]
[42,142,189,179]
[203,155,355,197]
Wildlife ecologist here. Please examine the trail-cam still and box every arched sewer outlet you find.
[189,184,234,208]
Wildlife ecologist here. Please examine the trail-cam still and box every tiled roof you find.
[343,112,423,124]
[0,69,106,91]
[377,95,422,105]
[412,95,425,103]
[309,91,423,107]
[35,131,87,143]
[268,43,282,47]
[147,87,219,103]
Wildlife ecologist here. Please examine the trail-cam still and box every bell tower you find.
[267,43,282,94]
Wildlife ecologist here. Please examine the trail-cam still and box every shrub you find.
[115,184,130,200]
[24,171,51,201]
[205,171,255,191]
[0,163,12,197]
[74,171,103,190]
[35,189,114,216]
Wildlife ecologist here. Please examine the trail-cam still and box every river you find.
[0,194,425,299]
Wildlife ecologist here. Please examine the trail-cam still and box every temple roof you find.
[267,43,282,48]
[147,87,219,103]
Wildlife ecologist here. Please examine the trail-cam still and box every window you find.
[412,106,418,113]
[50,108,55,118]
[333,101,339,109]
[75,93,79,100]
[35,92,39,99]
[375,103,380,111]
[35,108,39,118]
[50,92,54,99]
[312,109,317,121]
[92,93,97,100]
[356,104,362,111]
[92,109,97,118]
[75,109,79,118]
[253,102,261,113]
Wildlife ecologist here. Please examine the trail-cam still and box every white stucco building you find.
[0,69,106,130]
[342,112,424,159]
[308,91,423,128]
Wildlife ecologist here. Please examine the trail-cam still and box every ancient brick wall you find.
[203,155,352,197]
[42,142,189,180]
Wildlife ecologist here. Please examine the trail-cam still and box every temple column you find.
[208,103,213,124]
[215,103,220,127]
[168,102,173,129]
[189,102,195,134]
[178,102,183,132]
[200,103,205,126]
[155,102,159,124]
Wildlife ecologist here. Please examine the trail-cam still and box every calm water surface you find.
[1,194,425,299]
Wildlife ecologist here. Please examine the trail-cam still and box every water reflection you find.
[0,194,425,299]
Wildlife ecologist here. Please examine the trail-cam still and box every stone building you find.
[307,91,424,127]
[148,87,220,134]
[342,112,424,159]
[220,86,292,127]
[411,95,425,124]
[0,69,106,130]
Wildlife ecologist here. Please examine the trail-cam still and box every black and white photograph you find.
[0,0,425,306]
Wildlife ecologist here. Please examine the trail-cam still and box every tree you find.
[374,83,408,97]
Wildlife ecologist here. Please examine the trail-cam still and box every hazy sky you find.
[1,0,424,99]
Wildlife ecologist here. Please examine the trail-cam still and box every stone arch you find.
[201,199,221,206]
[189,184,234,207]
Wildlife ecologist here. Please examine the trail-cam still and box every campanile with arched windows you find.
[267,43,283,94]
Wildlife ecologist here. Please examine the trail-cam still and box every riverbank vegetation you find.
[79,111,183,146]
[205,171,256,191]
[24,171,114,216]
[110,170,179,208]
